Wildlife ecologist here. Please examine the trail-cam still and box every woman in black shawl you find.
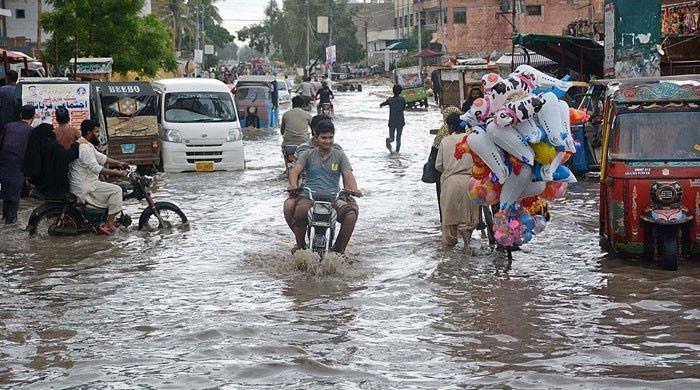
[23,123,81,198]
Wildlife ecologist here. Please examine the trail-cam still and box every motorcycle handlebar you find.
[286,187,361,199]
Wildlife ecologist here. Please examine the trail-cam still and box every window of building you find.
[453,7,466,24]
[404,15,408,27]
[16,9,25,19]
[526,5,542,16]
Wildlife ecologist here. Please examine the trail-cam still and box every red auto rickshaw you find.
[599,76,700,270]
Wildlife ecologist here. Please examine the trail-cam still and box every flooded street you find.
[1,86,699,389]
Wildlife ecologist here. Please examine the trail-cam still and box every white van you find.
[153,78,244,172]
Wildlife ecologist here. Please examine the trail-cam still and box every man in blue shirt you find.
[287,121,362,254]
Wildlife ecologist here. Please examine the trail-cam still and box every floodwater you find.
[1,86,699,389]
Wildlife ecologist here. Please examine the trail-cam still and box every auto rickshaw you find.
[393,66,428,109]
[92,82,160,173]
[233,75,279,128]
[599,75,700,270]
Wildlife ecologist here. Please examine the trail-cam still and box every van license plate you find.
[195,161,214,172]
[120,143,136,154]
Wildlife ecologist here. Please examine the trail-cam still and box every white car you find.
[153,78,244,172]
[276,79,291,107]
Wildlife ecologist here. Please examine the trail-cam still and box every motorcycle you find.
[317,102,334,118]
[292,187,358,260]
[27,168,188,237]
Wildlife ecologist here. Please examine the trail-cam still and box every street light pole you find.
[418,8,422,70]
[329,0,333,47]
[440,0,446,56]
[511,0,517,72]
[306,0,310,71]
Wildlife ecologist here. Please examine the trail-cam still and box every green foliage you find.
[238,46,262,63]
[394,52,418,68]
[237,0,363,66]
[41,0,176,76]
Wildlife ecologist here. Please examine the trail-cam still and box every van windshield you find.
[275,81,287,91]
[164,92,237,123]
[609,110,700,161]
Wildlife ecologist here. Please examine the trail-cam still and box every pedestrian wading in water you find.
[435,112,479,252]
[380,85,406,154]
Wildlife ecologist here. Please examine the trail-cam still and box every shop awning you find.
[413,48,443,58]
[513,33,604,77]
[495,52,557,68]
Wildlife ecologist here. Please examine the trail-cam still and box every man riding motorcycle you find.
[69,119,130,235]
[281,96,312,164]
[285,120,361,254]
[314,81,334,114]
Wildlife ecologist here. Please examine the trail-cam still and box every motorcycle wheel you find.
[658,228,679,271]
[29,209,80,237]
[138,202,188,231]
[310,226,328,261]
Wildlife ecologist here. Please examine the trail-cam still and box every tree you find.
[42,0,176,76]
[238,0,364,66]
[237,46,261,63]
[152,0,185,50]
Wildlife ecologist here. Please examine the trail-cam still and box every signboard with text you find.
[21,83,91,129]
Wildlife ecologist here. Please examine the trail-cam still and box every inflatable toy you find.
[452,66,591,248]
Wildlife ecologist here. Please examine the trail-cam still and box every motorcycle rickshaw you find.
[393,66,428,109]
[92,82,161,173]
[233,75,279,128]
[599,75,700,270]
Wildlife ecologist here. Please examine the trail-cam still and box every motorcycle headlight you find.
[651,182,682,205]
[163,128,182,143]
[226,128,242,142]
[247,106,257,115]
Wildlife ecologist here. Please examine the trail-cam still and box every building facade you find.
[0,0,152,54]
[350,0,396,56]
[412,0,603,56]
[394,0,414,39]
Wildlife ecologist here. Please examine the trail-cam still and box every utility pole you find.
[418,7,422,70]
[306,0,310,71]
[328,0,333,47]
[195,5,200,51]
[439,0,446,56]
[510,0,517,71]
[37,0,42,48]
[364,0,369,67]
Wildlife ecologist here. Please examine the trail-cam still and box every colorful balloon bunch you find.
[455,65,590,247]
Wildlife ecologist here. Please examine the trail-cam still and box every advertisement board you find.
[21,83,91,129]
[325,45,336,64]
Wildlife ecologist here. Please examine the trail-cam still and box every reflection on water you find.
[1,86,699,388]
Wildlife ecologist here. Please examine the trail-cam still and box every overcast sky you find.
[219,0,268,41]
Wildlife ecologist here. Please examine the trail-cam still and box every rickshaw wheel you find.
[658,229,679,271]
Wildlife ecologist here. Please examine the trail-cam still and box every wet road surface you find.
[1,86,699,389]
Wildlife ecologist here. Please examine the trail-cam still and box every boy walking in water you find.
[380,85,406,154]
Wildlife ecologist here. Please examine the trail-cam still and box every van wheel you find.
[659,228,679,271]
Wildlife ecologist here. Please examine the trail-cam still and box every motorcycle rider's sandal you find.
[98,225,115,236]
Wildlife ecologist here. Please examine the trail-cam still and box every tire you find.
[659,228,679,271]
[138,201,188,231]
[28,206,81,237]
